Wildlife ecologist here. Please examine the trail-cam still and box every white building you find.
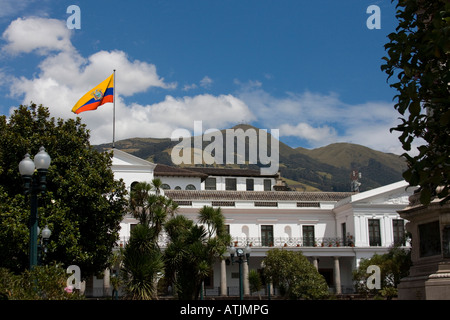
[91,149,416,297]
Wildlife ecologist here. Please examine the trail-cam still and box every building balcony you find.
[115,235,355,249]
[230,236,355,248]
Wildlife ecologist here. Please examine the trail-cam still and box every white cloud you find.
[199,76,213,88]
[2,17,73,55]
[182,75,213,91]
[0,0,46,20]
[1,17,411,154]
[280,123,337,146]
[3,17,253,145]
[236,82,405,154]
[80,93,254,145]
[183,83,197,91]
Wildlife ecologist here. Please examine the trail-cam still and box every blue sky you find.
[0,0,410,154]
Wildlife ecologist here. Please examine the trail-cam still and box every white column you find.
[220,258,227,296]
[103,268,111,297]
[312,257,319,271]
[243,260,250,295]
[333,257,341,295]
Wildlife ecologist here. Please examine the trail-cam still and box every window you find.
[205,178,216,190]
[246,179,254,191]
[185,184,196,190]
[443,226,450,258]
[419,221,441,257]
[130,181,139,192]
[225,178,237,190]
[341,223,347,246]
[263,179,271,191]
[303,225,315,246]
[392,219,405,246]
[368,219,381,246]
[161,184,170,190]
[174,186,181,190]
[261,225,274,246]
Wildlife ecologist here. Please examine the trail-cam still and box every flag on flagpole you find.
[71,73,114,114]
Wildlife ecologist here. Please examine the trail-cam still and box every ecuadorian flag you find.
[71,73,114,114]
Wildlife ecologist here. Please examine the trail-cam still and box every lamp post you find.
[38,225,52,265]
[19,146,51,269]
[228,245,251,300]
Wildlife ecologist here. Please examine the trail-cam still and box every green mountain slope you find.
[96,124,407,192]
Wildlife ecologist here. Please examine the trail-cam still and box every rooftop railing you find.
[230,236,355,248]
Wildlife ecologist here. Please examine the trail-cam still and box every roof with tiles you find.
[164,190,355,202]
[154,164,209,179]
[183,167,278,178]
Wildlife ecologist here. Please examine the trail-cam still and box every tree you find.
[248,269,263,299]
[164,206,231,300]
[121,180,177,299]
[0,104,127,277]
[121,224,164,300]
[352,246,411,299]
[263,249,329,300]
[381,0,450,204]
[0,264,83,300]
[129,179,178,240]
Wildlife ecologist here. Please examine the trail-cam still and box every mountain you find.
[96,124,407,192]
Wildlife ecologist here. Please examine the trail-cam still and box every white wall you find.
[158,176,202,190]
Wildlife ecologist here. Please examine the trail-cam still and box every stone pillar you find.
[397,190,450,300]
[333,256,341,295]
[220,258,227,296]
[243,260,250,295]
[312,257,319,271]
[103,268,111,297]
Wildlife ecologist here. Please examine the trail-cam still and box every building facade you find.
[89,149,415,297]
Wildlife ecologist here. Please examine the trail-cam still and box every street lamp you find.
[37,225,52,265]
[228,245,251,300]
[19,146,51,269]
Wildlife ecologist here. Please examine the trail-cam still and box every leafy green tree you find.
[164,206,231,300]
[381,0,450,204]
[0,104,127,277]
[352,246,411,299]
[248,269,263,299]
[263,248,329,300]
[0,264,83,300]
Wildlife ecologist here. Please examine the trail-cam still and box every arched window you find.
[130,181,139,192]
[161,184,171,190]
[174,186,181,190]
[186,184,196,190]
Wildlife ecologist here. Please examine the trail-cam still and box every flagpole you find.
[113,69,116,149]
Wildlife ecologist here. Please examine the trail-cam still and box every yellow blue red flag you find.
[71,73,114,114]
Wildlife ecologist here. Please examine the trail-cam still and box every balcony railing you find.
[230,237,355,248]
[116,235,355,249]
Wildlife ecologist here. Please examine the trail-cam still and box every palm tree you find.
[129,179,178,242]
[121,179,178,299]
[121,224,164,299]
[164,206,230,300]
